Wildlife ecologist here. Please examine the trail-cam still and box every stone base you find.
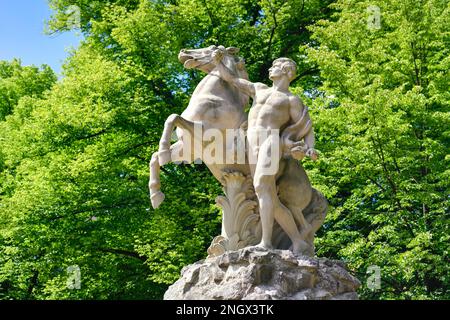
[164,247,360,300]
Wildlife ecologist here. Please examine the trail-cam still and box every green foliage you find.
[0,60,56,120]
[1,0,448,300]
[306,0,449,299]
[4,0,332,299]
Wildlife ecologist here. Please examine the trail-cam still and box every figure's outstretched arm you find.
[212,53,256,98]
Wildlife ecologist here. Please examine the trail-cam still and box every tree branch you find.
[97,248,147,262]
[345,157,386,192]
[50,201,138,221]
[265,2,280,63]
[27,270,39,298]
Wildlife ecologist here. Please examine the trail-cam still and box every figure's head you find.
[269,58,297,82]
[178,45,245,75]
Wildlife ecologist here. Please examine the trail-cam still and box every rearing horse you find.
[149,45,250,209]
[149,45,327,254]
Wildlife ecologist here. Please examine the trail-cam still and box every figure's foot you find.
[158,149,171,166]
[252,241,274,251]
[150,191,165,209]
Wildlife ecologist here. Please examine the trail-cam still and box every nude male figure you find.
[212,53,318,253]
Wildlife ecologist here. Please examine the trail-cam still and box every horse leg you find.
[290,207,312,239]
[149,152,165,209]
[158,114,199,165]
[149,141,193,209]
[158,114,179,165]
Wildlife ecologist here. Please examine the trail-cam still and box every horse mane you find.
[222,54,249,108]
[224,54,248,80]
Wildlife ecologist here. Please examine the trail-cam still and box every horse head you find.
[178,45,248,80]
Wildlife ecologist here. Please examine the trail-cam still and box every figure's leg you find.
[289,207,312,238]
[273,203,309,254]
[254,175,305,252]
[252,134,280,249]
[253,175,275,249]
[253,135,307,254]
[246,133,258,178]
[250,133,274,248]
[277,159,313,238]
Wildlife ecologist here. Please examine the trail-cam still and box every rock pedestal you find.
[164,247,360,300]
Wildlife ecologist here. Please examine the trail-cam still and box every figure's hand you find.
[211,49,224,65]
[284,140,307,160]
[306,148,319,161]
[291,146,307,160]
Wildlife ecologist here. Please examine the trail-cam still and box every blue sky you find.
[0,0,82,75]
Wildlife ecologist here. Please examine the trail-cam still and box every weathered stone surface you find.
[164,247,360,300]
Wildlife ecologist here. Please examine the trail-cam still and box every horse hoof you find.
[151,191,165,209]
[158,150,171,166]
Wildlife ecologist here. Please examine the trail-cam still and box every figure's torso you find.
[248,87,291,132]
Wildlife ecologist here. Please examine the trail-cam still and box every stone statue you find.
[152,45,361,300]
[149,45,328,257]
[149,45,251,208]
[212,53,318,255]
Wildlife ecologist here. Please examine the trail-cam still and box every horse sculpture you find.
[149,45,327,256]
[149,45,250,209]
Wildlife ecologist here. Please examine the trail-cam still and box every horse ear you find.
[236,58,245,70]
[226,47,239,55]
